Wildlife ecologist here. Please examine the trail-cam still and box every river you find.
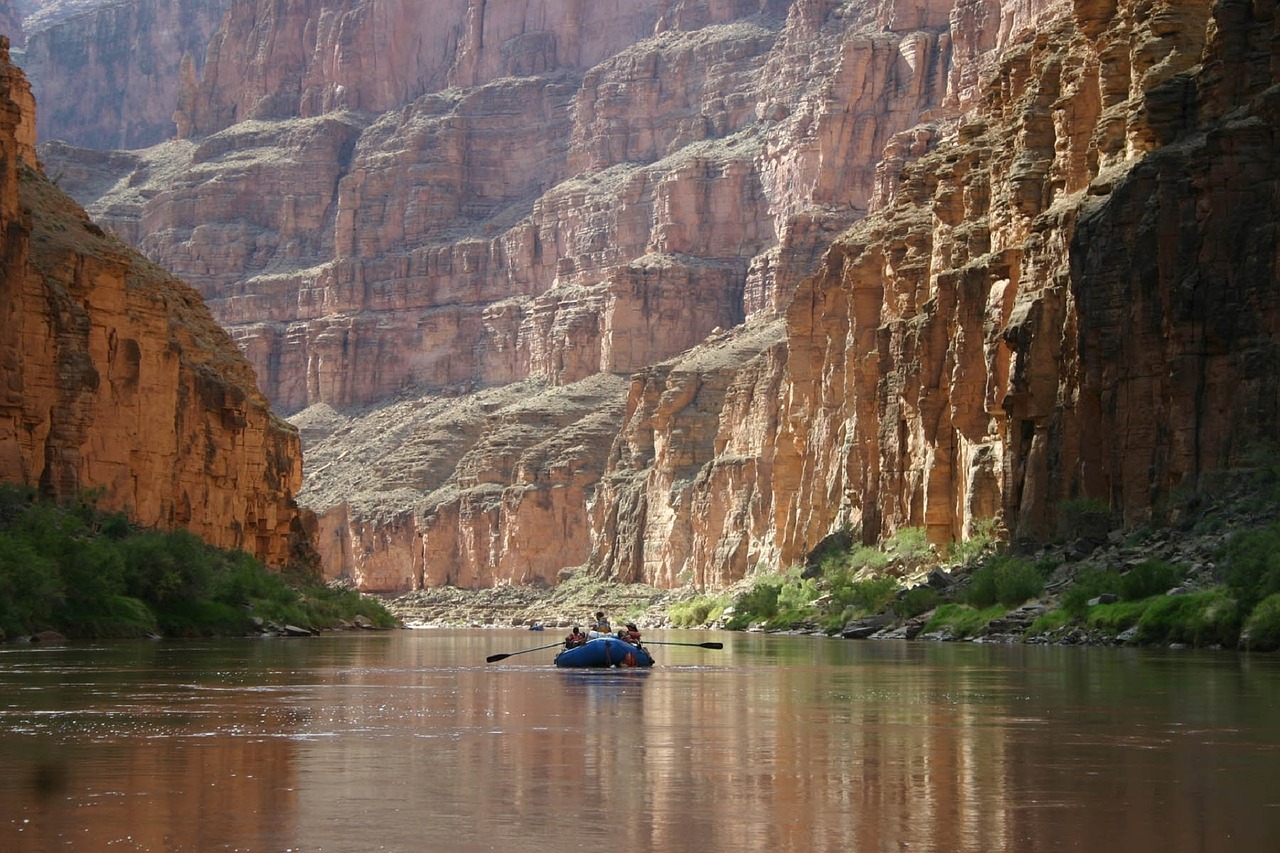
[2,630,1278,852]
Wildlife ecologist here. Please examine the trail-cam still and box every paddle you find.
[485,641,564,663]
[642,640,724,649]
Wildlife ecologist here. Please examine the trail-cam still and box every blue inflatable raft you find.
[554,636,655,668]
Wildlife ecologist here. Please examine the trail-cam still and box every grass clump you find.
[893,585,941,619]
[1135,590,1242,647]
[922,604,1006,638]
[1241,593,1280,651]
[962,555,1046,608]
[1084,599,1151,633]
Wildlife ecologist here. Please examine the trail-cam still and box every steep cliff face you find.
[0,38,306,566]
[14,0,232,148]
[582,0,1280,585]
[39,0,1280,591]
[780,0,1277,550]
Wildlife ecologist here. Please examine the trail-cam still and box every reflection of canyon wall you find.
[0,38,305,566]
[42,0,1280,591]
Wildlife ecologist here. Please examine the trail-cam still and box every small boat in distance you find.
[554,636,654,668]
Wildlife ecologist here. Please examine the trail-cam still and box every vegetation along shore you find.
[0,484,397,642]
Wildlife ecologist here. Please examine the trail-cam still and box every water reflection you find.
[2,634,1280,852]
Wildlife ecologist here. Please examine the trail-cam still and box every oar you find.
[643,640,724,649]
[486,641,564,663]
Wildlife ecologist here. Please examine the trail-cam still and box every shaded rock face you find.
[39,0,1280,592]
[0,38,305,566]
[769,0,1280,561]
[13,0,232,149]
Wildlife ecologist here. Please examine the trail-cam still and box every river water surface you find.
[2,630,1279,852]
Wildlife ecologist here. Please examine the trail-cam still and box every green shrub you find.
[1224,524,1280,609]
[120,529,216,605]
[724,569,821,630]
[772,575,820,628]
[963,556,1045,608]
[948,518,998,565]
[1119,559,1183,601]
[157,599,253,637]
[893,585,941,618]
[58,595,158,639]
[1061,565,1124,616]
[725,577,783,629]
[846,545,889,572]
[1242,594,1280,652]
[668,595,727,628]
[1059,496,1113,540]
[832,576,897,614]
[886,527,930,560]
[0,532,63,636]
[301,584,400,629]
[0,492,397,638]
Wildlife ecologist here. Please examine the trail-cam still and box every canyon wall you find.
[14,0,232,148]
[37,0,1280,591]
[0,37,306,566]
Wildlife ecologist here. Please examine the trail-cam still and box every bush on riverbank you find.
[0,484,397,641]
[713,476,1280,650]
[723,528,938,631]
[668,593,729,628]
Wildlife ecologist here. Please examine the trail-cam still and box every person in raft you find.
[589,611,612,638]
[564,626,586,648]
[621,622,642,647]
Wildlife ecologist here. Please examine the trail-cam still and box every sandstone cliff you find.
[0,37,306,566]
[13,0,232,148]
[38,0,1280,592]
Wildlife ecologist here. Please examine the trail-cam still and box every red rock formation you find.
[586,0,1280,585]
[0,37,306,566]
[35,0,1280,592]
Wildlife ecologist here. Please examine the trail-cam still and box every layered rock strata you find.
[38,0,1280,592]
[0,38,305,566]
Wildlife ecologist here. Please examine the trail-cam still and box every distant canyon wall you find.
[13,0,232,149]
[36,0,1280,592]
[0,37,306,566]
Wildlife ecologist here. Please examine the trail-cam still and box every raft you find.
[554,636,655,668]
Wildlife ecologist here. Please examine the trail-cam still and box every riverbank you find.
[381,466,1280,652]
